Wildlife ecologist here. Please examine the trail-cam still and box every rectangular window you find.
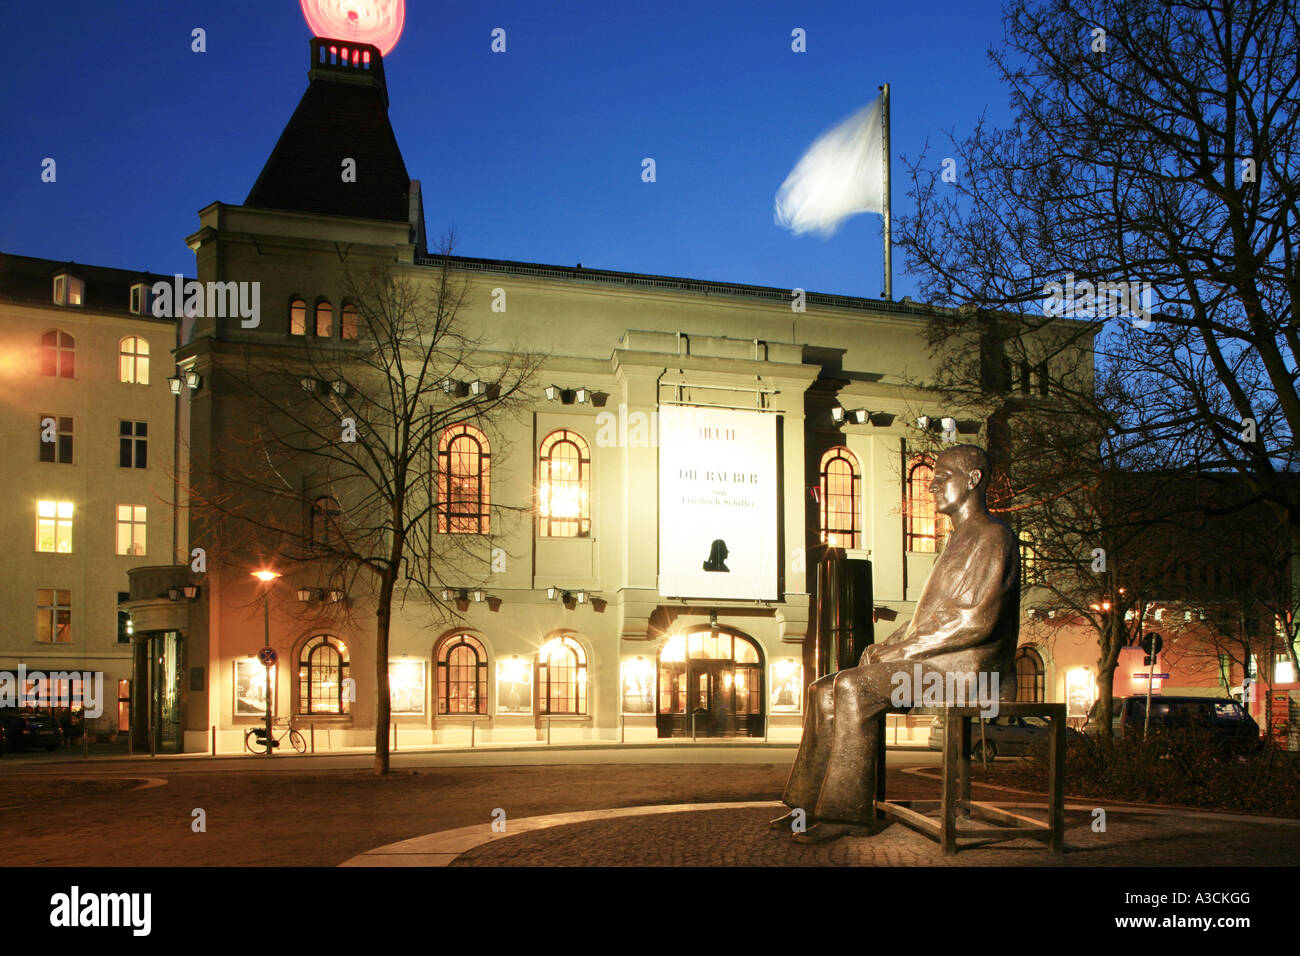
[36,500,74,553]
[119,421,148,469]
[39,415,74,463]
[116,505,147,556]
[118,679,130,732]
[53,274,84,306]
[36,588,72,643]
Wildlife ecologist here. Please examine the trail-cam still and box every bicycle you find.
[244,717,306,754]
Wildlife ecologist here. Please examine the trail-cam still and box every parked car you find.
[928,713,1072,760]
[1084,695,1261,754]
[0,709,64,752]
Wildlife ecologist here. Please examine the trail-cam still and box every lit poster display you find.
[658,405,778,600]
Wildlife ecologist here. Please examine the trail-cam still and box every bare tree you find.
[191,235,542,773]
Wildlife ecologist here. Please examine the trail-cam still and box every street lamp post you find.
[253,570,281,757]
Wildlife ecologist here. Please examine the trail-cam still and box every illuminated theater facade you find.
[130,38,1072,753]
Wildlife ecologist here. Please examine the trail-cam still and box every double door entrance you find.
[656,629,764,738]
[131,631,185,753]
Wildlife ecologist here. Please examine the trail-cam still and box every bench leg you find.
[1048,712,1065,853]
[959,715,973,819]
[941,709,959,854]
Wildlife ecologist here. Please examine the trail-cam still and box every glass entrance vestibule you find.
[656,629,764,738]
[131,630,185,754]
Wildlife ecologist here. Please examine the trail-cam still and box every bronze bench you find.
[874,702,1067,855]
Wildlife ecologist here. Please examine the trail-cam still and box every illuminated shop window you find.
[119,336,150,384]
[538,636,586,715]
[905,456,950,553]
[41,330,76,377]
[36,500,74,553]
[436,634,488,715]
[298,635,350,715]
[538,429,590,537]
[437,423,491,534]
[819,446,860,548]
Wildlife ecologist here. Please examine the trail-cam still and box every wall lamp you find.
[545,384,561,401]
[184,369,202,389]
[546,587,590,604]
[441,587,487,603]
[167,585,200,602]
[330,380,349,397]
[469,379,487,396]
[169,369,203,394]
[575,387,591,405]
[832,406,872,425]
[300,377,319,394]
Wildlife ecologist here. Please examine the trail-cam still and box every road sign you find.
[1140,632,1163,655]
[258,646,278,668]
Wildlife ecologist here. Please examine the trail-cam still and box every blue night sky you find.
[1,0,1016,302]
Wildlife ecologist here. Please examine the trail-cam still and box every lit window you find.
[117,679,131,731]
[437,423,491,534]
[119,421,148,468]
[538,636,587,715]
[437,634,488,715]
[905,456,950,552]
[119,336,150,384]
[1015,646,1045,702]
[298,635,350,715]
[341,304,358,339]
[116,505,147,556]
[538,430,590,537]
[36,500,74,553]
[36,588,72,643]
[289,298,306,336]
[315,300,332,337]
[40,330,75,377]
[1277,655,1296,684]
[819,447,860,548]
[39,415,74,463]
[52,274,84,307]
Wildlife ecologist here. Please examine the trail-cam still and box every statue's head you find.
[932,444,991,515]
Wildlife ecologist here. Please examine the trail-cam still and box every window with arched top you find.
[341,304,358,340]
[298,635,350,715]
[315,300,332,337]
[289,298,307,336]
[905,456,950,553]
[438,423,491,534]
[819,447,860,548]
[118,336,149,384]
[310,496,341,549]
[436,634,488,715]
[538,430,590,537]
[1015,646,1045,703]
[41,330,75,378]
[538,635,586,715]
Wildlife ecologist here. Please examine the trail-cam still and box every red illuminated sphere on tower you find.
[300,0,404,56]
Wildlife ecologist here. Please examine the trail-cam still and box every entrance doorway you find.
[657,629,763,738]
[132,631,185,753]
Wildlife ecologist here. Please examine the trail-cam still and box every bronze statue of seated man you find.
[772,444,1021,843]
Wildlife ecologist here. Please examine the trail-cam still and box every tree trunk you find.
[374,575,394,775]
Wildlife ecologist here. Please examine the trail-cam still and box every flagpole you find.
[880,82,892,300]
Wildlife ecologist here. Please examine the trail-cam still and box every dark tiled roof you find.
[245,42,411,223]
[0,251,181,320]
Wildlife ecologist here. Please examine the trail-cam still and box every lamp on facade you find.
[831,405,845,424]
[575,387,590,405]
[439,588,453,601]
[183,584,199,600]
[545,384,561,401]
[330,380,349,397]
[296,587,314,603]
[850,408,871,425]
[916,415,931,430]
[574,589,589,604]
[546,586,560,601]
[940,416,957,434]
[328,589,345,603]
[166,586,181,601]
[184,369,202,390]
[470,588,486,603]
[469,379,487,396]
[300,377,319,393]
[168,376,183,395]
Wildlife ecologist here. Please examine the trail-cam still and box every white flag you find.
[774,96,886,238]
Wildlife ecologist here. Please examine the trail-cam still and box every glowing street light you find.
[251,569,282,756]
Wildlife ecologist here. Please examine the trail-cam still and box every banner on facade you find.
[657,405,778,600]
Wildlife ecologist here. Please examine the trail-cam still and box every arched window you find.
[438,423,491,534]
[819,447,860,548]
[119,336,149,384]
[538,635,586,715]
[289,298,307,336]
[315,300,333,337]
[298,635,350,715]
[905,456,950,552]
[1015,646,1045,703]
[310,496,341,549]
[539,430,590,537]
[341,303,358,340]
[436,634,488,715]
[41,330,75,378]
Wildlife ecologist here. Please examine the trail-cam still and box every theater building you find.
[116,36,1090,755]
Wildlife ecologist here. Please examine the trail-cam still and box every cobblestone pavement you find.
[447,804,1300,866]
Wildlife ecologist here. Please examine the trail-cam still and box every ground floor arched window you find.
[1015,646,1045,702]
[298,635,350,715]
[538,635,587,715]
[436,634,488,715]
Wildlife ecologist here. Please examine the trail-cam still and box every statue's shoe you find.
[768,811,802,830]
[792,821,880,844]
